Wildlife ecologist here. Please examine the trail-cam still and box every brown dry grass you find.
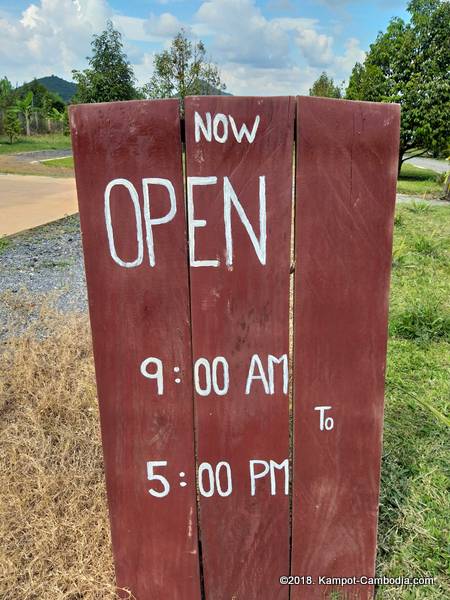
[0,299,127,599]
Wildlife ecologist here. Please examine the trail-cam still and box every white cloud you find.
[220,63,319,96]
[0,0,111,83]
[144,12,185,38]
[193,0,361,94]
[113,12,185,43]
[295,28,334,67]
[334,37,365,73]
[195,0,290,68]
[0,0,365,95]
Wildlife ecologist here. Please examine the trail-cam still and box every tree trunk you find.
[25,114,30,136]
[398,151,404,177]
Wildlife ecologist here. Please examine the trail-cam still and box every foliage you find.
[0,76,69,136]
[18,79,65,113]
[0,77,14,111]
[12,91,36,136]
[145,29,225,106]
[72,21,140,104]
[346,0,450,168]
[309,71,342,98]
[49,107,70,135]
[0,77,16,135]
[3,110,20,144]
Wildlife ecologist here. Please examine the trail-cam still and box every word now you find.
[194,112,260,144]
[104,176,266,268]
[146,459,289,498]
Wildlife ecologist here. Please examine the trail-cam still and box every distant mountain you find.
[35,75,77,103]
[27,75,229,104]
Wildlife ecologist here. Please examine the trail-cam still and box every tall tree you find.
[4,110,20,143]
[145,30,225,105]
[309,72,342,98]
[73,20,139,103]
[346,0,450,170]
[0,77,15,134]
[13,91,35,136]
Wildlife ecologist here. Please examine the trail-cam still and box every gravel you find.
[0,215,87,335]
[14,149,73,162]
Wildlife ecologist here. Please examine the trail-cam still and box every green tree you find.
[72,20,139,103]
[13,91,35,136]
[145,30,225,105]
[346,0,450,170]
[4,110,20,143]
[0,77,16,134]
[309,72,342,98]
[50,107,70,135]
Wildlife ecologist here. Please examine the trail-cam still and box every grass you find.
[43,156,74,169]
[397,163,443,198]
[376,203,450,599]
[0,237,10,253]
[0,133,71,155]
[0,205,449,599]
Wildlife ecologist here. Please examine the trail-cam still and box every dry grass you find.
[0,298,127,599]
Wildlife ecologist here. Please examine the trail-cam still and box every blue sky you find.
[0,0,410,95]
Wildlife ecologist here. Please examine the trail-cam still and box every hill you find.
[35,75,77,103]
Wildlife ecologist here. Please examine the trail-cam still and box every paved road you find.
[0,173,77,236]
[408,156,448,173]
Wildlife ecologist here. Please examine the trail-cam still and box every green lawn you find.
[376,203,450,599]
[0,133,71,155]
[397,163,443,197]
[42,156,74,168]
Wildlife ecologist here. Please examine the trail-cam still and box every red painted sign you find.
[291,97,400,600]
[70,95,399,600]
[185,96,294,599]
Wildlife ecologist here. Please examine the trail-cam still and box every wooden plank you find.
[291,96,400,599]
[185,96,295,599]
[69,100,201,600]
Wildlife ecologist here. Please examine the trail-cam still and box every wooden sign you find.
[70,95,399,600]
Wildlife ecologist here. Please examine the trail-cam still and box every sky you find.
[0,0,410,96]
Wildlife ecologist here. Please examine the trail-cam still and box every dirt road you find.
[0,174,77,236]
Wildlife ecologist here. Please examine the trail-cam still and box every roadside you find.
[0,151,73,178]
[0,214,86,336]
[0,174,77,236]
[408,155,448,174]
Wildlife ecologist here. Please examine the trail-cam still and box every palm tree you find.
[13,91,35,136]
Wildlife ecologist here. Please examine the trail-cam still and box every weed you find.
[0,237,10,253]
[413,235,439,257]
[390,302,450,342]
[407,201,432,214]
[394,213,403,227]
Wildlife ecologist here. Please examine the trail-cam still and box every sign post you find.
[70,95,399,600]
